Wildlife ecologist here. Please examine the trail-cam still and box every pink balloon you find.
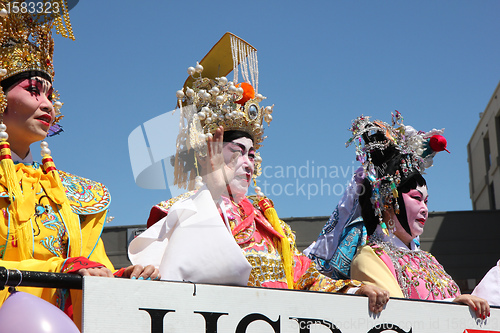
[0,291,80,333]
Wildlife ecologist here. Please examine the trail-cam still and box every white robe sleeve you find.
[128,186,252,286]
[472,259,500,306]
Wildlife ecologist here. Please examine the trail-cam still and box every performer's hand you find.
[120,264,160,281]
[76,266,113,278]
[203,126,237,201]
[453,294,490,319]
[355,284,390,313]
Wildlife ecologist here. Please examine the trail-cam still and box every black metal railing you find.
[0,267,82,290]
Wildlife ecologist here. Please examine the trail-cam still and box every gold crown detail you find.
[177,71,273,155]
[0,0,74,119]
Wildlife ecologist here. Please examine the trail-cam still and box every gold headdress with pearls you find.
[174,32,274,190]
[0,0,74,120]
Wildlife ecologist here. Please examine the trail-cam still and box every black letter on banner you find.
[194,311,228,333]
[290,317,341,333]
[367,323,412,333]
[235,313,280,333]
[139,308,175,333]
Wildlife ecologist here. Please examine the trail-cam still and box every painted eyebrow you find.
[29,79,52,95]
[413,189,429,199]
[229,142,254,154]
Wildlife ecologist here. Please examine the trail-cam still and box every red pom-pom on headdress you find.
[235,82,255,105]
[429,134,450,153]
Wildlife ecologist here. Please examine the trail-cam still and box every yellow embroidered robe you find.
[0,162,114,327]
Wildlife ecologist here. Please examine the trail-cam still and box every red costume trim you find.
[61,256,105,273]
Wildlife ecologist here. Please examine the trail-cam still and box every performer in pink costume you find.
[339,112,490,319]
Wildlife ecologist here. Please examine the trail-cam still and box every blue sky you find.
[46,0,500,226]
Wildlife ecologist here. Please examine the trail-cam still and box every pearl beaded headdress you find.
[0,0,73,128]
[173,32,274,191]
[347,111,448,234]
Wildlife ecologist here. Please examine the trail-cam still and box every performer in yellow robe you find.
[0,1,158,328]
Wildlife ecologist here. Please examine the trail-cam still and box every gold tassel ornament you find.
[258,197,294,289]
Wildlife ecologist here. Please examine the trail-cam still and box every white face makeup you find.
[393,184,429,246]
[222,137,255,201]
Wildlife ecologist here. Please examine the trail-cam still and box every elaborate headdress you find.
[347,111,449,236]
[173,32,274,192]
[305,111,449,277]
[0,1,75,260]
[0,0,73,127]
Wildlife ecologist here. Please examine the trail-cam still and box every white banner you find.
[82,277,500,333]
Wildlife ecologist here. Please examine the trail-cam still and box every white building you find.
[468,81,500,210]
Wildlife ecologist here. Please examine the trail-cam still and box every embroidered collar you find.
[223,196,283,240]
[372,225,419,251]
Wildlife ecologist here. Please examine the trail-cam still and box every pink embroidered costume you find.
[143,192,357,292]
[331,113,488,317]
[352,226,460,299]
